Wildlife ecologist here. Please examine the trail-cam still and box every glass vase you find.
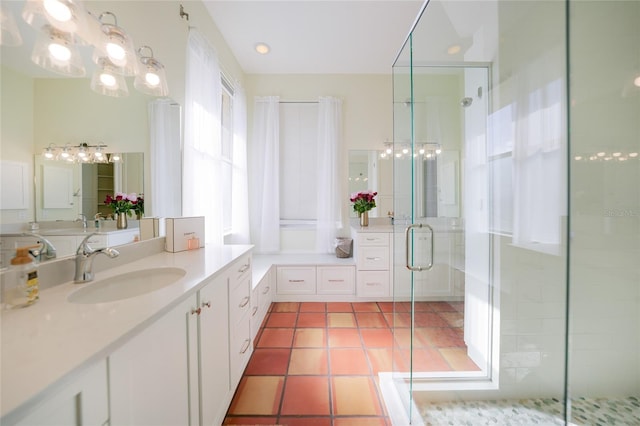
[116,212,128,229]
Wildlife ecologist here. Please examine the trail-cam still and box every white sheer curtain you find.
[512,47,566,246]
[316,96,342,253]
[229,84,250,244]
[249,96,280,253]
[149,99,182,218]
[183,29,223,245]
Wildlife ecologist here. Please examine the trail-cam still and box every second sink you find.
[67,267,187,304]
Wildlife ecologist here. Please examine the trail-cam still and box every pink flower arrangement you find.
[350,190,377,214]
[104,192,139,216]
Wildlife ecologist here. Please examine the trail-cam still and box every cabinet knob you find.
[202,301,211,308]
[190,307,202,315]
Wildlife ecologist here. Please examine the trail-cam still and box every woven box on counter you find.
[335,237,353,258]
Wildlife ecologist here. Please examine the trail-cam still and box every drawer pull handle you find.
[289,279,305,283]
[252,306,258,316]
[366,257,382,261]
[238,264,250,273]
[262,286,270,294]
[366,282,380,286]
[239,297,250,308]
[202,301,211,308]
[239,339,251,354]
[328,279,344,283]
[190,307,202,315]
[366,237,379,241]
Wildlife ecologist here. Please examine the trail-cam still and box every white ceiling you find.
[202,0,425,74]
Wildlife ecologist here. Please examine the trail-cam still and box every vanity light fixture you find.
[42,143,110,163]
[22,0,88,35]
[31,25,85,76]
[1,3,23,46]
[91,57,129,97]
[134,46,169,97]
[109,153,123,163]
[92,12,137,76]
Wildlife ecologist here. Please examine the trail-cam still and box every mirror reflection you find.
[34,153,144,222]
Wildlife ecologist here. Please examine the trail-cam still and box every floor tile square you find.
[414,311,449,327]
[366,348,394,374]
[288,348,328,375]
[272,302,300,312]
[360,328,394,348]
[440,348,481,371]
[376,302,395,312]
[223,416,279,424]
[355,312,387,328]
[278,417,332,426]
[257,328,295,348]
[328,312,357,327]
[327,302,354,312]
[227,376,284,415]
[330,348,370,375]
[297,312,327,328]
[428,301,458,312]
[265,312,298,328]
[328,328,362,347]
[382,312,411,328]
[331,376,382,416]
[281,376,330,415]
[245,348,291,375]
[333,417,388,426]
[352,302,381,312]
[300,302,327,312]
[439,311,464,328]
[415,327,465,348]
[403,348,451,371]
[293,328,326,348]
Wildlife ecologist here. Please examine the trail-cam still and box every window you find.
[279,103,319,223]
[221,77,233,234]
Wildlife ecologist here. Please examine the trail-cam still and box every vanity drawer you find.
[358,232,390,246]
[229,275,251,327]
[229,314,252,389]
[357,270,390,298]
[317,266,355,295]
[231,254,252,284]
[357,246,390,270]
[276,266,316,295]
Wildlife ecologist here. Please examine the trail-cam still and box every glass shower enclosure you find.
[385,1,639,425]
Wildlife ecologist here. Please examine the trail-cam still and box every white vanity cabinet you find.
[109,295,196,425]
[276,264,356,300]
[251,266,275,341]
[353,230,393,298]
[15,360,108,426]
[228,254,253,390]
[110,273,232,426]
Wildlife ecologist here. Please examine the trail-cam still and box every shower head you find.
[460,97,473,108]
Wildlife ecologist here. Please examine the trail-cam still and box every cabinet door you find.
[357,270,390,298]
[357,246,390,270]
[110,295,197,426]
[199,276,231,426]
[16,360,108,426]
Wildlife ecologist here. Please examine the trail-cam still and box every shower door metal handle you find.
[405,223,434,271]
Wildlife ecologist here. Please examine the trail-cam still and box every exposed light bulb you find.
[629,152,638,158]
[402,147,409,154]
[99,72,116,87]
[385,147,392,154]
[48,42,71,61]
[574,156,582,161]
[145,72,160,87]
[419,148,425,154]
[435,148,442,154]
[106,42,125,63]
[44,0,72,22]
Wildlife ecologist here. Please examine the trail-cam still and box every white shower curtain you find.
[249,96,280,253]
[149,99,182,218]
[183,29,223,245]
[316,96,342,253]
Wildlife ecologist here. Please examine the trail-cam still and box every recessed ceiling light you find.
[447,44,461,55]
[255,43,270,54]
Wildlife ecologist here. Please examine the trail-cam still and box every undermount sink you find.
[67,267,187,304]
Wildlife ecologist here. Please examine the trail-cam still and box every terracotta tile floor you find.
[223,301,477,425]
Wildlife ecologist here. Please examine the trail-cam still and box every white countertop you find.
[0,244,252,424]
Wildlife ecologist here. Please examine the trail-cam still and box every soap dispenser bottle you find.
[5,246,39,309]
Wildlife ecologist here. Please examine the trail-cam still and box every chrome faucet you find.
[74,233,119,283]
[23,232,57,261]
[75,214,88,230]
